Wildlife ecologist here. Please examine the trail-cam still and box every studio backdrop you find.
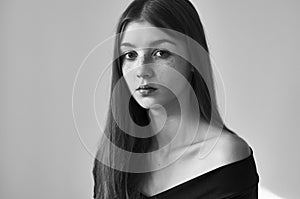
[0,0,299,198]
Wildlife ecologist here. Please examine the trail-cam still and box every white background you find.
[1,0,299,198]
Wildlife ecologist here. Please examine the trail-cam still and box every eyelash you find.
[122,51,137,61]
[121,49,171,61]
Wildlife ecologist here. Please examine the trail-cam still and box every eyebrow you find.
[120,39,177,48]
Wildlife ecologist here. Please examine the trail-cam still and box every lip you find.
[136,83,158,96]
[137,88,157,96]
[136,83,158,91]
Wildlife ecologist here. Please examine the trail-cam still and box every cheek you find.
[157,57,176,69]
[155,58,189,96]
[122,67,136,92]
[122,61,136,79]
[154,58,176,80]
[122,61,132,74]
[174,56,190,77]
[155,57,189,79]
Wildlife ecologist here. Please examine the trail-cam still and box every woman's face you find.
[120,20,192,109]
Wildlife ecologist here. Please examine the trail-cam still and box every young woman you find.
[93,0,259,198]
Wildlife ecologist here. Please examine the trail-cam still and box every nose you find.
[136,65,153,79]
[135,51,154,79]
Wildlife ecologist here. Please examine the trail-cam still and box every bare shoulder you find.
[211,130,251,165]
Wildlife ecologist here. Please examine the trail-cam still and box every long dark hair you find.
[93,0,235,198]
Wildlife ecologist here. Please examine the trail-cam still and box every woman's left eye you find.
[153,50,171,58]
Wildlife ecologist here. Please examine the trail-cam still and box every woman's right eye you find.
[122,51,137,61]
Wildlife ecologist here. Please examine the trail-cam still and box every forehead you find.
[121,21,186,48]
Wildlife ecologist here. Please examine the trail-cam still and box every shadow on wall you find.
[259,185,285,199]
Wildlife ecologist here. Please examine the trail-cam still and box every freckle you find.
[165,58,176,68]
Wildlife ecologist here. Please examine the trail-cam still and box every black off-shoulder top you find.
[140,147,259,199]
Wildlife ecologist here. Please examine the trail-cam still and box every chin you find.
[133,92,174,109]
[136,99,159,109]
[136,98,175,112]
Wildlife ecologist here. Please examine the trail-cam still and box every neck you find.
[148,87,205,154]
